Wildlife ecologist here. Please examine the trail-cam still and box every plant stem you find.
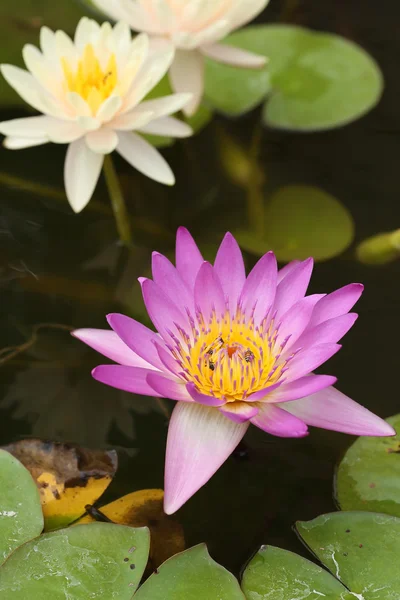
[246,125,265,237]
[103,155,132,246]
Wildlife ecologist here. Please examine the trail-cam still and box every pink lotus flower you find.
[73,229,395,514]
[91,0,269,116]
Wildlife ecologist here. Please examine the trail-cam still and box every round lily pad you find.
[135,544,245,600]
[336,414,400,516]
[0,522,150,599]
[296,511,400,599]
[0,449,43,564]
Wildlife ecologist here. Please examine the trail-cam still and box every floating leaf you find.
[241,545,347,599]
[356,229,400,265]
[336,414,400,516]
[205,25,383,130]
[135,544,245,600]
[79,489,185,568]
[0,522,150,599]
[238,185,354,261]
[0,450,43,564]
[296,511,400,598]
[3,439,117,530]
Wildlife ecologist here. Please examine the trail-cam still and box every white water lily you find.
[92,0,270,116]
[0,18,193,212]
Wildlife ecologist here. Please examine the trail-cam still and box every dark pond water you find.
[1,0,400,575]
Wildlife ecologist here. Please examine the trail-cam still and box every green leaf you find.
[237,185,354,261]
[204,25,383,130]
[0,449,43,564]
[0,0,89,107]
[296,511,400,599]
[0,522,150,599]
[336,414,400,516]
[241,545,347,599]
[135,544,245,600]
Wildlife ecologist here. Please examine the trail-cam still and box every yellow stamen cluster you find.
[171,309,289,402]
[62,44,117,114]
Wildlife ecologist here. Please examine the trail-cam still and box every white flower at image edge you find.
[0,18,193,212]
[92,0,270,115]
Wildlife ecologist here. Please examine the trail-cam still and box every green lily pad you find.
[0,522,150,599]
[0,0,89,107]
[135,544,245,600]
[241,545,347,599]
[0,449,43,564]
[336,414,400,516]
[205,25,383,130]
[237,185,354,261]
[296,511,400,598]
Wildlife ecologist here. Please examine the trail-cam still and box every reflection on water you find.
[1,0,400,573]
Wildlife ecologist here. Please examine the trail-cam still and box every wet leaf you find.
[296,511,400,598]
[0,449,43,564]
[0,0,88,107]
[79,489,185,568]
[336,414,400,516]
[135,544,245,600]
[238,185,354,261]
[205,25,383,130]
[241,545,347,599]
[3,439,117,531]
[0,522,150,599]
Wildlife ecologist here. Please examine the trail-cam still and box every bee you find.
[206,336,224,356]
[103,71,112,84]
[244,349,255,363]
[208,360,215,371]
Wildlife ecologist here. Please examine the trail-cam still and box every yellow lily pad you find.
[3,439,117,531]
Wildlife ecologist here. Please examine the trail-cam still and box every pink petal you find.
[141,278,188,342]
[214,232,246,315]
[152,252,194,315]
[146,372,191,402]
[240,251,277,323]
[276,295,326,351]
[284,343,341,382]
[219,401,259,423]
[72,328,157,369]
[309,283,364,328]
[164,402,249,514]
[277,260,300,284]
[194,262,226,322]
[186,382,225,407]
[106,313,164,370]
[175,226,204,290]
[251,404,308,437]
[282,386,396,437]
[169,49,204,117]
[154,342,182,376]
[273,258,314,321]
[268,374,337,403]
[201,43,266,68]
[291,313,358,353]
[92,365,162,397]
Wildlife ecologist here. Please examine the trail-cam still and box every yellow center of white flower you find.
[62,44,117,114]
[172,309,290,402]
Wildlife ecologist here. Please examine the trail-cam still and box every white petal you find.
[64,139,104,212]
[77,116,101,131]
[137,93,193,118]
[201,43,267,68]
[23,44,61,94]
[4,136,49,150]
[138,116,192,138]
[40,26,56,57]
[85,128,118,154]
[227,0,270,30]
[66,92,92,118]
[110,110,154,131]
[0,64,64,118]
[96,95,123,122]
[92,0,152,31]
[116,131,175,185]
[164,402,249,514]
[0,115,51,138]
[55,30,78,68]
[169,50,204,117]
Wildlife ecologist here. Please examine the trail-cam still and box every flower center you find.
[62,44,117,114]
[171,309,290,402]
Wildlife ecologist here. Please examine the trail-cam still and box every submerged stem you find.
[103,155,132,246]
